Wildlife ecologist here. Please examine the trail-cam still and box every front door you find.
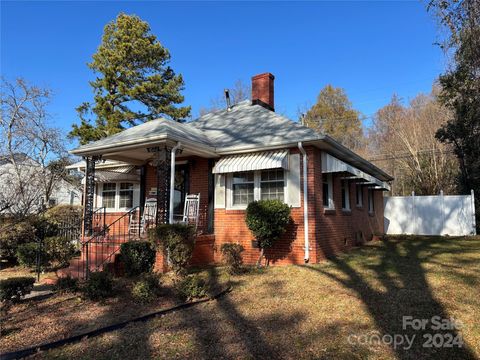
[173,164,189,221]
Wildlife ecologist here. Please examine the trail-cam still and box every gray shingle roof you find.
[74,117,213,153]
[188,100,321,151]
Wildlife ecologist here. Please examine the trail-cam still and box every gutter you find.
[297,142,309,262]
[169,142,182,224]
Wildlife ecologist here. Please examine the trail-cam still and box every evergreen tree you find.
[70,13,191,144]
[303,85,363,150]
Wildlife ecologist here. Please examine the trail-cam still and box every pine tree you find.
[70,13,191,144]
[303,85,363,150]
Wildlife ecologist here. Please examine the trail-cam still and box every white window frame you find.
[356,184,363,207]
[341,179,350,211]
[226,169,287,210]
[98,182,137,212]
[323,174,334,210]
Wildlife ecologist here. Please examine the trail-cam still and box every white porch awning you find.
[321,153,391,191]
[81,166,140,184]
[212,150,289,174]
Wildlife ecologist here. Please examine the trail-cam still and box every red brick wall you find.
[213,146,385,266]
[213,146,319,266]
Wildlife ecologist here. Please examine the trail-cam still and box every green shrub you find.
[44,205,82,225]
[55,276,79,293]
[83,271,114,300]
[31,217,58,240]
[0,221,35,260]
[153,224,195,276]
[131,273,162,303]
[245,200,291,266]
[44,236,76,267]
[0,277,35,302]
[175,274,207,301]
[16,242,49,268]
[120,241,156,276]
[220,243,245,274]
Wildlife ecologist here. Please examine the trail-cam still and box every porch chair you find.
[178,193,201,231]
[129,198,158,235]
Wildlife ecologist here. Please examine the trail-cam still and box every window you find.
[323,174,334,209]
[341,180,350,210]
[228,169,286,208]
[368,189,375,213]
[119,182,134,208]
[356,184,363,207]
[260,169,284,201]
[102,183,116,208]
[232,172,254,206]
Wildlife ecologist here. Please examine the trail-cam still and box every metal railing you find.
[78,206,143,279]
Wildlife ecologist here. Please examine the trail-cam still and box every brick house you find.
[68,73,392,276]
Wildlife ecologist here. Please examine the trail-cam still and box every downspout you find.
[169,142,182,224]
[298,142,309,262]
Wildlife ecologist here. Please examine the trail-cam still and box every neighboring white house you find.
[0,154,82,215]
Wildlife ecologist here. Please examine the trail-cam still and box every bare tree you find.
[0,78,69,217]
[368,87,459,195]
[199,79,251,116]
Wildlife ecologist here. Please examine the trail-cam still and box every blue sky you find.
[1,1,444,147]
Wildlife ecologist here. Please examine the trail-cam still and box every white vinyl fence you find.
[384,191,476,236]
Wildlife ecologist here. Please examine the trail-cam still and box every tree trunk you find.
[256,248,264,268]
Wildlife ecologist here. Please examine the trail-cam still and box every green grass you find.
[4,236,480,359]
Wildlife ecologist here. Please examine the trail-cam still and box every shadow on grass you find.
[304,236,477,360]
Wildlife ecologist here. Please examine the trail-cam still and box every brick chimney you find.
[251,73,275,111]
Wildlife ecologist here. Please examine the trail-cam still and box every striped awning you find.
[212,150,289,174]
[321,153,390,190]
[81,166,140,184]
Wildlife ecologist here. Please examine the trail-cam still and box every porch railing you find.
[79,206,142,279]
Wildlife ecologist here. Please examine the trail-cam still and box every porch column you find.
[169,143,182,224]
[149,146,171,224]
[83,155,101,236]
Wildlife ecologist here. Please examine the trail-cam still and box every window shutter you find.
[214,174,226,209]
[286,154,301,207]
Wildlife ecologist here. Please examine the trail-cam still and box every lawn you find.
[1,235,479,359]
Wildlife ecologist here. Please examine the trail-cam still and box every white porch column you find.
[169,142,182,224]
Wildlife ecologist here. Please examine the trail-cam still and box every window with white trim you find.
[356,184,363,207]
[102,183,116,208]
[323,174,334,209]
[119,182,134,208]
[232,172,254,206]
[368,189,375,213]
[260,169,284,201]
[341,180,350,210]
[228,169,286,208]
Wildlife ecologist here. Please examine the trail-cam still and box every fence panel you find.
[384,191,476,236]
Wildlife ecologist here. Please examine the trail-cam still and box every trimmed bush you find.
[175,274,207,301]
[83,271,114,300]
[0,277,35,303]
[44,205,82,225]
[153,224,195,276]
[221,243,245,274]
[245,199,291,266]
[16,242,49,268]
[120,241,156,276]
[0,221,35,260]
[44,236,76,267]
[55,276,79,293]
[131,273,162,303]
